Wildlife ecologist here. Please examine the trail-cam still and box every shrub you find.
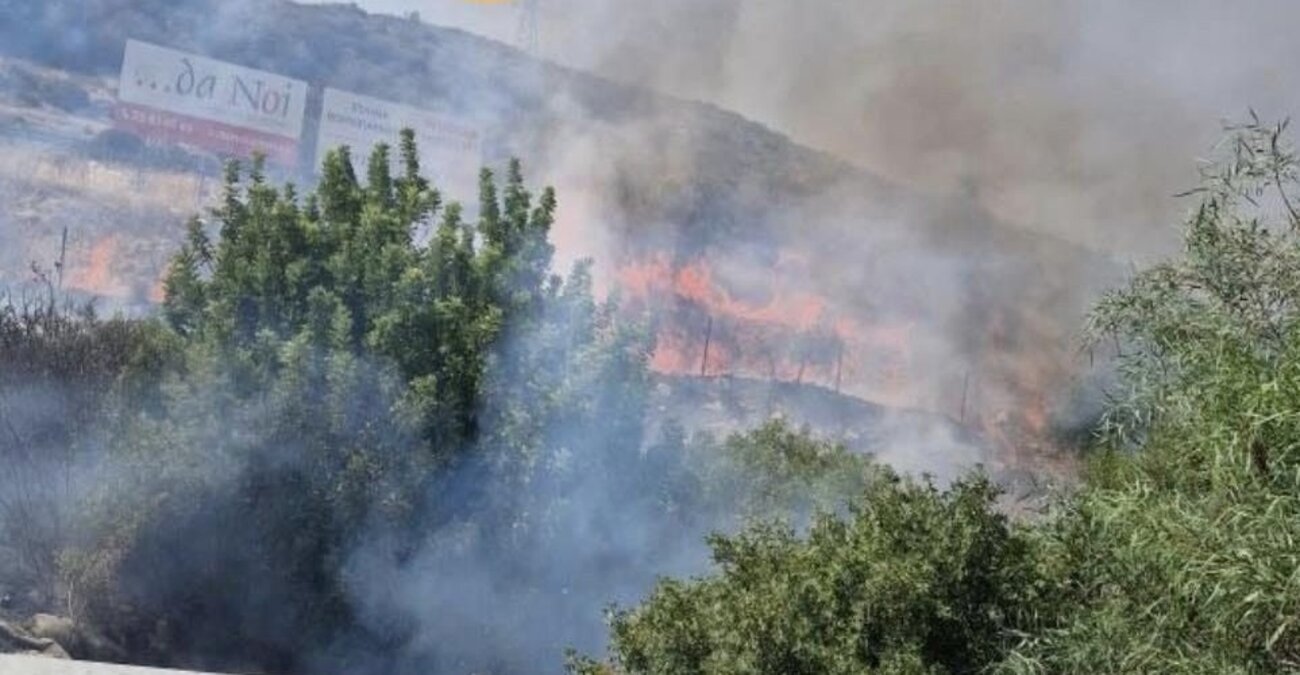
[571,472,1037,675]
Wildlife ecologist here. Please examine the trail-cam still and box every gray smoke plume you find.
[467,0,1300,257]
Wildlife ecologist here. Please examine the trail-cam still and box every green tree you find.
[161,217,211,335]
[81,135,596,666]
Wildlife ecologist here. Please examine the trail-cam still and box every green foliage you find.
[674,419,881,524]
[159,140,498,453]
[714,419,877,519]
[998,116,1300,674]
[571,474,1034,675]
[59,136,602,663]
[1085,114,1300,454]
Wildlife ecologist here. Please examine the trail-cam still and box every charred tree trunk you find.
[700,316,713,377]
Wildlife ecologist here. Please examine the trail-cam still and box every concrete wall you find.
[0,656,222,675]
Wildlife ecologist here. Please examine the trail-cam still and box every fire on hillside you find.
[615,249,1074,471]
[617,252,915,402]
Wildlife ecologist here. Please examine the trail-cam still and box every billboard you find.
[114,39,307,165]
[316,88,481,189]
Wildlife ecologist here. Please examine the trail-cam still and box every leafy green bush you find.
[570,473,1036,675]
[995,116,1300,674]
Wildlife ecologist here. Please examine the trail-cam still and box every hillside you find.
[0,0,883,313]
[0,0,1115,462]
[0,0,868,233]
[0,0,1103,262]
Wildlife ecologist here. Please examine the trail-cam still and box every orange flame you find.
[615,248,1078,476]
[616,252,916,406]
[65,235,132,299]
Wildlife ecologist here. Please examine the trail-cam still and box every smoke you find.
[478,0,1300,464]
[4,0,1296,672]
[527,0,1300,257]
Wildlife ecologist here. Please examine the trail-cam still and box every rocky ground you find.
[1,615,76,660]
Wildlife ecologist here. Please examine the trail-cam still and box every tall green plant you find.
[1002,115,1300,673]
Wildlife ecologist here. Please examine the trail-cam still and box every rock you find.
[39,640,71,660]
[26,616,74,651]
[27,614,125,662]
[0,618,70,659]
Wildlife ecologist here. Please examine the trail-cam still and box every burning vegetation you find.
[615,248,1079,476]
[617,252,910,395]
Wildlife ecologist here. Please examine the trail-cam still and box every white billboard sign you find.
[316,88,481,187]
[115,39,307,164]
